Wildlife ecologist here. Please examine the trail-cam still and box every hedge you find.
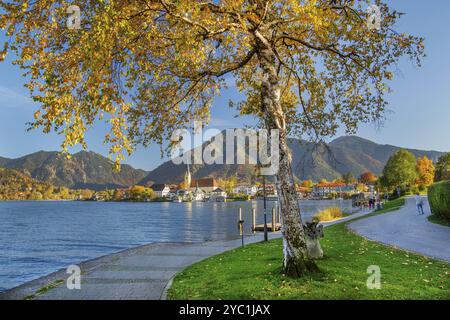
[428,180,450,220]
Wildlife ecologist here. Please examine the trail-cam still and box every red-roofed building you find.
[189,178,218,193]
[296,186,312,199]
[257,184,277,195]
[313,182,356,198]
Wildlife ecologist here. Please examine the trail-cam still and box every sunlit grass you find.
[168,197,449,300]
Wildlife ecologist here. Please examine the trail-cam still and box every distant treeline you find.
[0,168,93,201]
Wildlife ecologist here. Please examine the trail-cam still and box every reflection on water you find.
[0,199,356,292]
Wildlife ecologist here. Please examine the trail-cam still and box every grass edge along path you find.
[168,198,449,300]
[22,279,65,300]
[428,215,450,228]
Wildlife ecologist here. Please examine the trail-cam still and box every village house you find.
[192,186,205,201]
[210,187,227,202]
[93,190,110,201]
[151,184,171,198]
[176,189,188,196]
[233,185,257,196]
[313,182,356,198]
[296,186,311,199]
[166,185,178,200]
[189,178,218,194]
[114,188,129,201]
[257,184,277,195]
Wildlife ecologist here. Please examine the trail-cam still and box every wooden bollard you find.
[238,208,243,235]
[252,208,256,234]
[276,205,281,224]
[272,207,276,232]
[278,206,282,224]
[238,208,244,247]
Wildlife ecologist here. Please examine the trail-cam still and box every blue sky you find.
[0,0,449,171]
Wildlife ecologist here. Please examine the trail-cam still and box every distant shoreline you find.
[0,199,75,202]
[0,198,351,203]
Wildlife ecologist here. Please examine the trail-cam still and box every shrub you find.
[313,207,346,222]
[428,180,450,220]
[406,185,420,196]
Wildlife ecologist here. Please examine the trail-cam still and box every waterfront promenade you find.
[1,208,374,300]
[0,233,281,300]
[5,200,448,300]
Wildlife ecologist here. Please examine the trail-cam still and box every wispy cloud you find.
[0,85,34,108]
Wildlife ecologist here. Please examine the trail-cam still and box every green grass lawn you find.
[428,215,450,227]
[168,198,449,300]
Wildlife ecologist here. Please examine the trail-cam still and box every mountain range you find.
[0,136,446,189]
[0,151,147,190]
[140,135,445,185]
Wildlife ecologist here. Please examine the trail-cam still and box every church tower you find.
[184,163,192,190]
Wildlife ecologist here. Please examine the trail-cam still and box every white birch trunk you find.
[256,37,318,276]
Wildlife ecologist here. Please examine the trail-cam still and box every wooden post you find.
[252,208,256,234]
[276,205,281,224]
[238,208,244,247]
[278,205,281,224]
[272,207,276,232]
[238,208,243,235]
[263,176,268,241]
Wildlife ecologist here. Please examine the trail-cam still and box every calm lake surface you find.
[0,199,356,292]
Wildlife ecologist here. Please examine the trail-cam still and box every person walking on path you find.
[415,193,425,215]
[368,193,375,210]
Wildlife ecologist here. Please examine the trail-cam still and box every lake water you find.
[0,199,356,292]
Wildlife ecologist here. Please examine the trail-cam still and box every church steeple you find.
[184,163,191,190]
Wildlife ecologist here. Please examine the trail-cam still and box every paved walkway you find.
[0,208,375,300]
[0,234,282,300]
[349,197,450,262]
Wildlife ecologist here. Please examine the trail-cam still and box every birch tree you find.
[0,0,424,277]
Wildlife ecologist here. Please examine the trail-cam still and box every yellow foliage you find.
[416,156,435,187]
[0,0,424,168]
[313,207,345,222]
